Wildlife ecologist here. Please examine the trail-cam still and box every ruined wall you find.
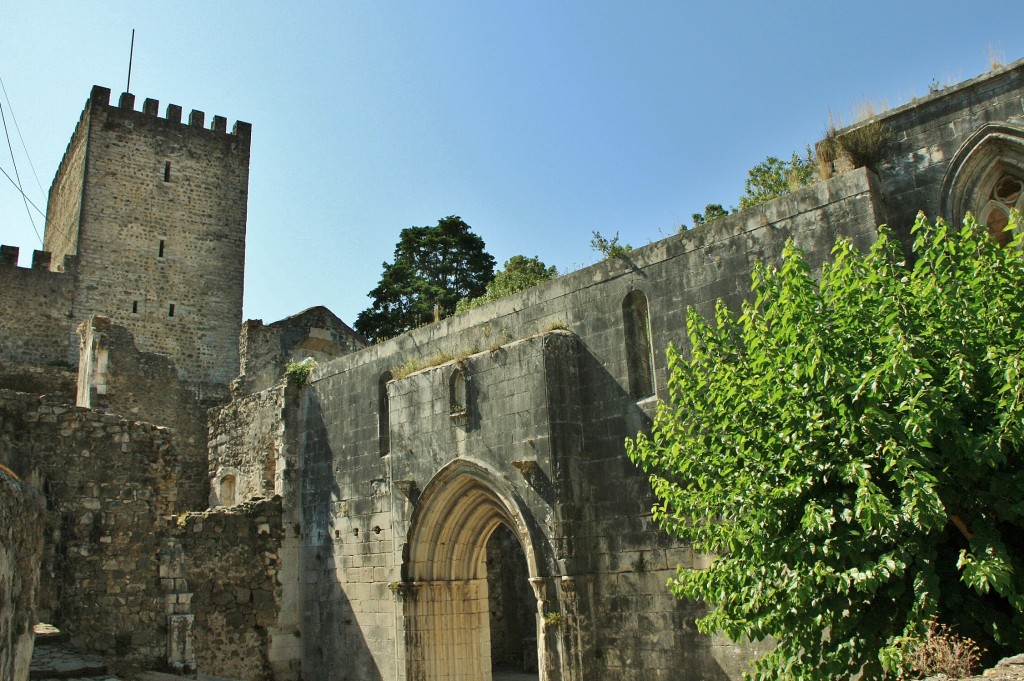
[297,166,885,681]
[0,246,75,368]
[77,317,211,511]
[0,361,76,402]
[236,306,367,396]
[0,389,183,665]
[0,467,45,681]
[208,383,290,507]
[162,497,287,681]
[45,86,250,387]
[206,380,304,680]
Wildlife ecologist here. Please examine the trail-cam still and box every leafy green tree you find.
[590,231,633,259]
[355,216,495,342]
[688,203,731,230]
[456,255,557,312]
[627,213,1024,680]
[738,151,816,210]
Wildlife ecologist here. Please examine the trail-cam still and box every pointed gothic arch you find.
[400,459,547,679]
[939,123,1024,227]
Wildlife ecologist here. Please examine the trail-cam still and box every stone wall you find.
[43,94,89,265]
[0,466,45,681]
[208,382,290,507]
[0,246,75,368]
[0,389,183,665]
[206,380,304,680]
[297,166,886,680]
[0,361,77,402]
[45,85,250,387]
[163,497,287,681]
[77,316,212,511]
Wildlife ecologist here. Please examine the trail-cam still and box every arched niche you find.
[622,289,656,399]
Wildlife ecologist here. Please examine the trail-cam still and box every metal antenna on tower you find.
[126,29,135,93]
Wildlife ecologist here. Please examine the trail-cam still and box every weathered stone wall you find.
[45,85,250,387]
[0,466,45,681]
[43,99,89,267]
[236,306,367,396]
[163,496,286,681]
[295,166,886,680]
[0,389,183,665]
[0,246,75,368]
[206,380,304,680]
[77,317,211,511]
[0,361,77,402]
[299,156,888,675]
[208,383,289,507]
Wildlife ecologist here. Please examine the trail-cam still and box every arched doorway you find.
[401,461,542,680]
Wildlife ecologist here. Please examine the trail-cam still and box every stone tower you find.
[43,86,251,393]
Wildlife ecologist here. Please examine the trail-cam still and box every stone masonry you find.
[1,58,1024,681]
[0,465,45,681]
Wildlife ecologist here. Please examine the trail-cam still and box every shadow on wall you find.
[299,390,384,681]
[572,343,740,681]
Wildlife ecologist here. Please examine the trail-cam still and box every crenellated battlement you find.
[89,85,251,147]
[0,244,75,272]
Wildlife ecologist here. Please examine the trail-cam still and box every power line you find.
[0,99,42,247]
[0,75,47,201]
[0,164,48,224]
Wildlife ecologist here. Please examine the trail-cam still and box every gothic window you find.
[623,290,655,399]
[979,172,1024,247]
[379,371,393,456]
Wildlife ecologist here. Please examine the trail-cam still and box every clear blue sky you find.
[1,2,1018,325]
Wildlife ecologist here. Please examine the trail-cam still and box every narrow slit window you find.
[623,290,656,399]
[168,303,175,317]
[158,240,165,258]
[131,300,138,314]
[164,161,171,182]
[379,371,393,456]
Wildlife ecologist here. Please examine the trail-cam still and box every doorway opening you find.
[487,524,537,675]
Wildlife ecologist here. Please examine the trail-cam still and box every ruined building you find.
[2,59,1024,681]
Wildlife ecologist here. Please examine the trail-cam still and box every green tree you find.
[627,213,1024,680]
[688,203,730,230]
[456,255,558,312]
[355,216,495,342]
[738,151,816,210]
[590,231,633,259]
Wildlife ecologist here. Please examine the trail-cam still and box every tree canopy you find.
[689,203,730,230]
[355,216,495,342]
[627,213,1024,680]
[455,255,557,312]
[590,231,633,259]
[738,151,816,210]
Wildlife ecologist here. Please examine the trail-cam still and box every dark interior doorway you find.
[486,524,537,675]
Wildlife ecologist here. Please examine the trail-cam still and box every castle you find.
[2,59,1024,681]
